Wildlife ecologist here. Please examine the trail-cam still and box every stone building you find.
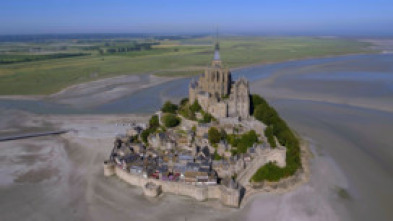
[189,42,250,119]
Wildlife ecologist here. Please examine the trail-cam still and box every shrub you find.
[208,127,221,144]
[179,105,195,120]
[161,101,178,114]
[237,130,258,153]
[227,130,258,154]
[251,162,285,182]
[250,94,269,114]
[141,128,153,143]
[179,98,189,107]
[149,115,159,128]
[227,134,239,147]
[162,114,181,128]
[264,126,277,148]
[213,150,222,160]
[190,100,201,113]
[220,129,227,141]
[199,111,214,123]
[177,98,197,121]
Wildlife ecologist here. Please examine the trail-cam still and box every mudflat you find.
[1,53,392,221]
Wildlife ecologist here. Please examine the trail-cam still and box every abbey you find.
[189,42,250,119]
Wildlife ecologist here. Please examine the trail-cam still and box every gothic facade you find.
[189,42,250,119]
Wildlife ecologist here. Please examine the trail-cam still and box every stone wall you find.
[236,147,286,186]
[207,101,228,119]
[104,164,240,207]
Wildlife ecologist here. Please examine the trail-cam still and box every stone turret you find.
[189,78,199,104]
[219,177,241,207]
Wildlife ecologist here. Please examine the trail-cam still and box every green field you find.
[0,36,374,95]
[0,53,89,64]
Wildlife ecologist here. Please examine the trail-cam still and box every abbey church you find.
[189,42,250,119]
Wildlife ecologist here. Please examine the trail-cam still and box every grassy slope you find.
[0,37,373,95]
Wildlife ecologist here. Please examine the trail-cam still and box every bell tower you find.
[211,42,222,67]
[211,28,222,67]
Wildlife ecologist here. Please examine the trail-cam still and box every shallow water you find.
[2,54,392,114]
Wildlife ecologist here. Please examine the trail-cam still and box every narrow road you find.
[237,155,268,186]
[0,130,69,142]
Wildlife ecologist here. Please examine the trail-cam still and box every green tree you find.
[237,130,258,153]
[220,129,227,141]
[213,149,222,160]
[249,93,302,182]
[227,134,239,147]
[190,100,201,113]
[141,128,152,144]
[179,98,189,107]
[250,94,268,114]
[161,101,178,114]
[149,115,159,128]
[199,111,214,123]
[208,127,221,144]
[264,126,277,148]
[162,114,181,127]
[227,130,258,154]
[179,104,196,120]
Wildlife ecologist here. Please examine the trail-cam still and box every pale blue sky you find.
[1,0,392,35]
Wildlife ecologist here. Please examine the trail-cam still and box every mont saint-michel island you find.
[103,42,307,207]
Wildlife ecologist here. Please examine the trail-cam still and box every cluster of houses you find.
[109,115,273,186]
[111,127,218,185]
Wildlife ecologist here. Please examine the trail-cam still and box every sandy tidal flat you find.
[0,112,348,221]
[1,53,393,221]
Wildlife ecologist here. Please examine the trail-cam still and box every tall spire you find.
[213,26,221,61]
[213,43,220,61]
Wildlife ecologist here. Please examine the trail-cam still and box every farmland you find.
[0,35,375,95]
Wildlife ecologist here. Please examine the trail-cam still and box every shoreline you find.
[230,51,380,72]
[0,74,182,104]
[0,51,380,100]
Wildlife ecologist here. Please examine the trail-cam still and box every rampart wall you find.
[104,162,240,207]
[236,147,286,186]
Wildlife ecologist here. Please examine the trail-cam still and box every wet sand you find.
[249,53,393,220]
[0,111,240,221]
[0,74,178,109]
[268,100,393,221]
[0,110,341,221]
[1,53,392,220]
